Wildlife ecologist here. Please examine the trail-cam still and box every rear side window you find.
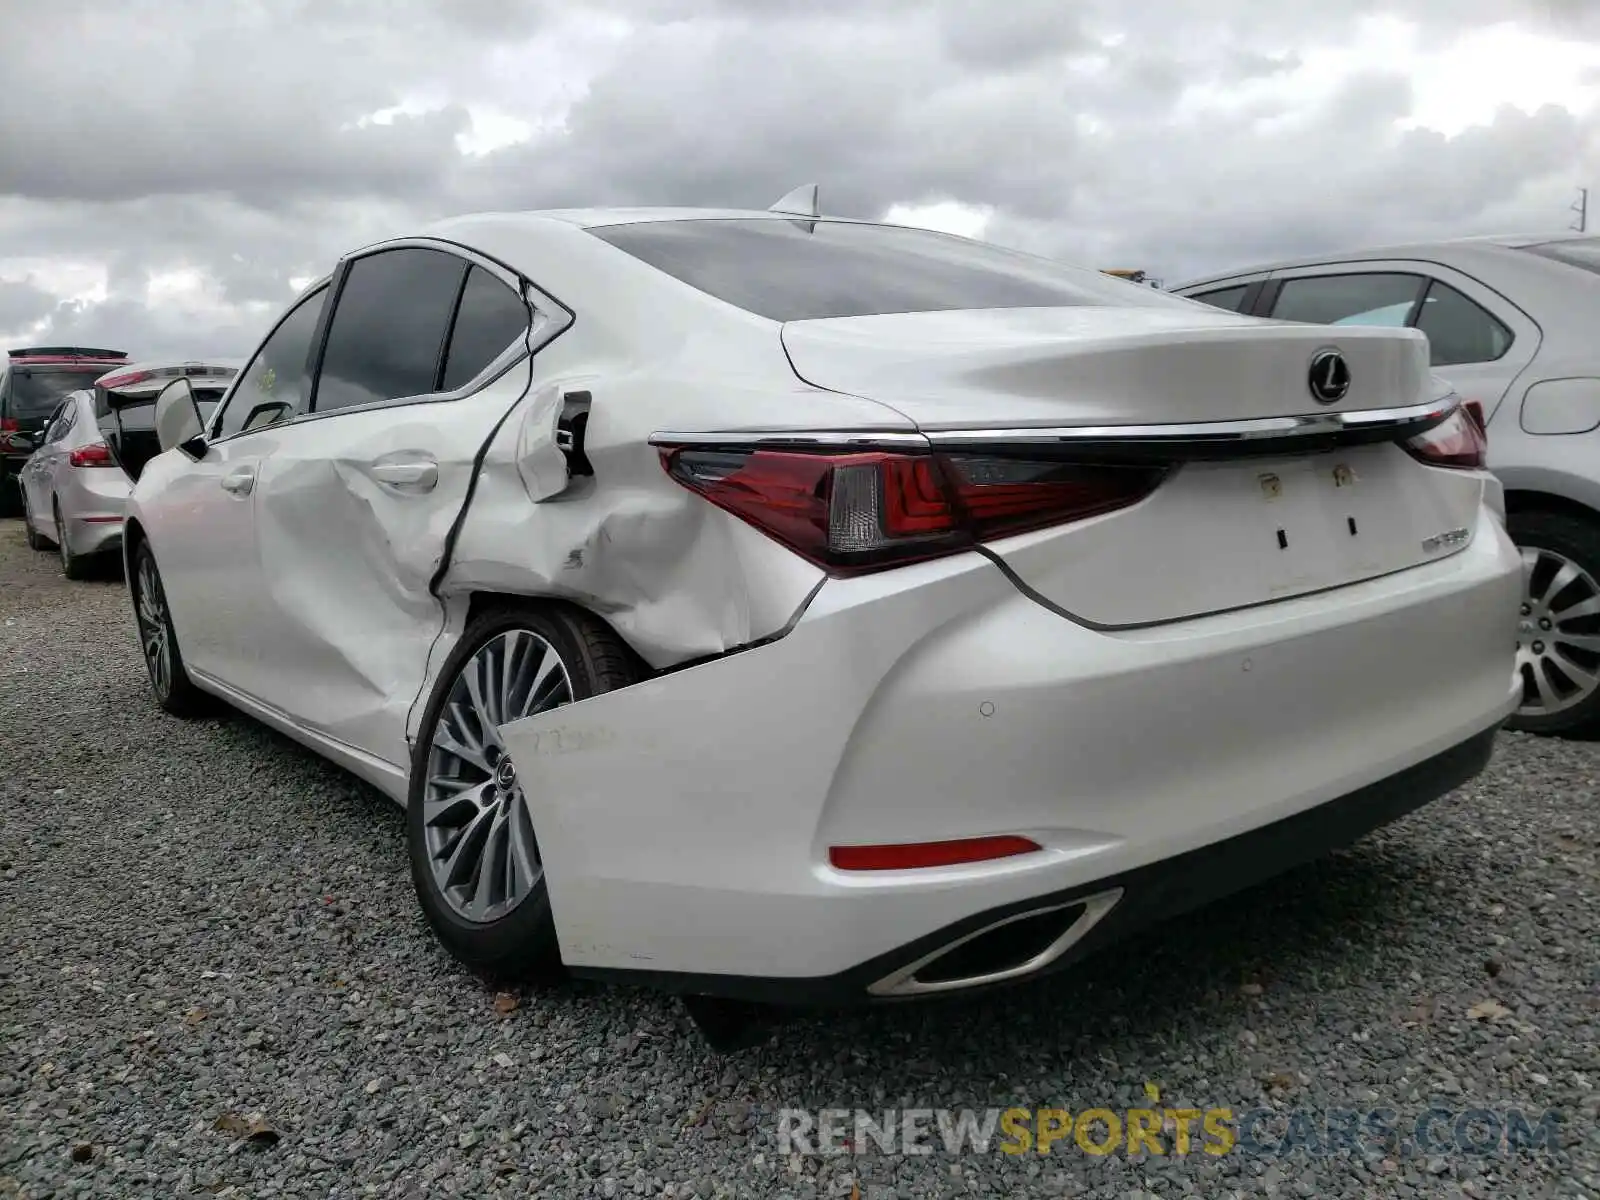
[216,286,329,439]
[1414,281,1513,365]
[440,267,527,391]
[1187,284,1250,313]
[314,248,467,413]
[591,218,1196,322]
[1268,273,1424,327]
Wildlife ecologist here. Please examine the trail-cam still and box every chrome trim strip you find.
[649,429,930,449]
[867,887,1123,998]
[650,400,1455,455]
[923,399,1453,447]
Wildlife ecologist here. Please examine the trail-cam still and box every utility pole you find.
[1573,187,1589,234]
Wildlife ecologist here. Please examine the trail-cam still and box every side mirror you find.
[154,378,207,460]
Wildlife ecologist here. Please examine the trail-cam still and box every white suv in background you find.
[1175,235,1600,736]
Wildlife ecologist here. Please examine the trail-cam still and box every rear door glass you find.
[440,267,528,391]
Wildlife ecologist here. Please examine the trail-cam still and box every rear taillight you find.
[68,442,116,468]
[94,370,151,390]
[662,446,1166,574]
[0,417,17,432]
[1403,405,1487,470]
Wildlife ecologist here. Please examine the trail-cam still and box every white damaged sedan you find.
[123,193,1521,1037]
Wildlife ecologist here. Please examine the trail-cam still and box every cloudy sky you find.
[2,0,1597,359]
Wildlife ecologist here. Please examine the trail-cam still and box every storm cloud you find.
[1,0,1595,359]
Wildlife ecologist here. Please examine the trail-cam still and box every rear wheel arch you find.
[461,590,653,681]
[122,516,148,578]
[406,592,646,980]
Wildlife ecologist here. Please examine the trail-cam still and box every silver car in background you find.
[1174,234,1600,736]
[19,361,239,578]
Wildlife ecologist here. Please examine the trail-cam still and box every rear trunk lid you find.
[782,307,1484,627]
[781,306,1431,428]
[97,362,239,482]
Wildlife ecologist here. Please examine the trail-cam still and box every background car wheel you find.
[20,489,53,551]
[1506,509,1600,736]
[130,541,208,717]
[408,601,641,981]
[54,500,91,580]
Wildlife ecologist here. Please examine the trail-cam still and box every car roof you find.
[481,206,879,230]
[1174,232,1594,290]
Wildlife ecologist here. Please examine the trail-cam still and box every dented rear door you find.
[242,247,564,769]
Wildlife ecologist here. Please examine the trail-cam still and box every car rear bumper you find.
[57,473,129,557]
[575,724,1498,1004]
[499,506,1521,997]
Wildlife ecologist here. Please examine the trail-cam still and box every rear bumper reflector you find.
[828,835,1042,871]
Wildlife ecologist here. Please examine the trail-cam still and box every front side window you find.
[313,248,467,413]
[1269,273,1425,327]
[215,285,329,440]
[591,218,1197,322]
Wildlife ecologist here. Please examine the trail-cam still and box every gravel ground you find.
[0,517,1596,1200]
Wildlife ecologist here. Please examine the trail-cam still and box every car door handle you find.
[220,467,255,496]
[367,458,438,492]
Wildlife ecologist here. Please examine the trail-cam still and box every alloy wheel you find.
[422,630,573,924]
[1516,545,1600,718]
[134,553,173,699]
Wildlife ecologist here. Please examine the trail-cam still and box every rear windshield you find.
[1519,238,1600,276]
[589,218,1194,322]
[6,365,115,417]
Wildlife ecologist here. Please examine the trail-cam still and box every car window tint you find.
[215,286,329,439]
[1269,273,1422,326]
[1188,285,1249,312]
[591,218,1198,322]
[1414,280,1513,365]
[440,267,528,391]
[314,248,467,413]
[47,398,76,442]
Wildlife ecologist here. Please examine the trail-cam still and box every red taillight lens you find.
[663,447,1164,574]
[1403,405,1487,470]
[829,835,1042,871]
[95,370,150,390]
[0,417,18,432]
[68,441,116,468]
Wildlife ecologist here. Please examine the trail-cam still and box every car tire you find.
[1506,508,1600,737]
[130,541,209,718]
[20,488,53,551]
[54,500,92,580]
[408,601,641,982]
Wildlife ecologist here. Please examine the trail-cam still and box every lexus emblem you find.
[1308,349,1351,405]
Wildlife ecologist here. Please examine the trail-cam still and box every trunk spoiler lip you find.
[647,398,1459,461]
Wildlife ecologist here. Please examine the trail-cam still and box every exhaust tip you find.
[867,888,1122,998]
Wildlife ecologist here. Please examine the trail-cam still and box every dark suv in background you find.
[1,346,129,513]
